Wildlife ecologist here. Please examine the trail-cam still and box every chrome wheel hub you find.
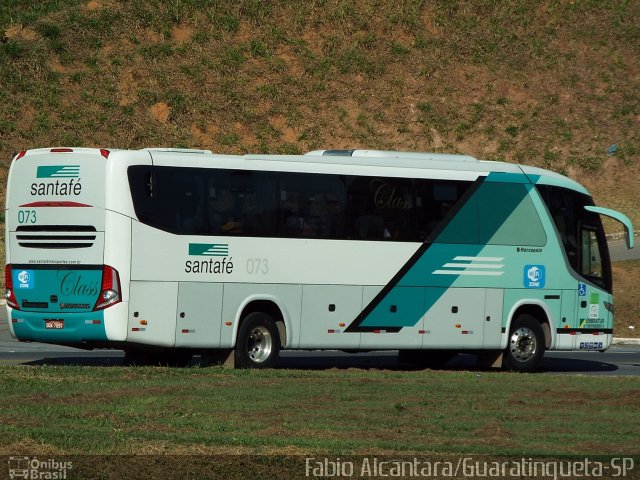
[247,326,272,363]
[509,326,537,362]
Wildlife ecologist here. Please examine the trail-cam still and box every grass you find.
[0,366,639,456]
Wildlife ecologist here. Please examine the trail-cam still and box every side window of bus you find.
[413,179,469,241]
[237,170,277,236]
[169,169,207,235]
[207,170,278,236]
[206,171,239,235]
[279,173,346,239]
[128,165,155,226]
[348,176,413,240]
[136,166,206,235]
[580,226,604,286]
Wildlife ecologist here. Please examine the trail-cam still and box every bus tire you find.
[504,314,545,372]
[235,312,280,369]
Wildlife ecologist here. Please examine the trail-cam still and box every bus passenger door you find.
[573,225,612,349]
[175,282,223,348]
[299,285,362,349]
[128,281,178,347]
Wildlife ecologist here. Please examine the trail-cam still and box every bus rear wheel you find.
[235,312,280,368]
[504,314,545,372]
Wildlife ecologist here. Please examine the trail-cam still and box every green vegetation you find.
[0,366,638,456]
[0,1,637,195]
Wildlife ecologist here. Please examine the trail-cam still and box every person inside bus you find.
[283,191,311,236]
[306,195,328,237]
[325,195,346,238]
[351,193,385,239]
[241,193,270,235]
[354,213,385,239]
[210,189,242,234]
[174,181,206,234]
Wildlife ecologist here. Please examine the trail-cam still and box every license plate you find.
[45,319,64,329]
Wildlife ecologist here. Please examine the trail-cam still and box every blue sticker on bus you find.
[524,265,545,288]
[15,270,35,289]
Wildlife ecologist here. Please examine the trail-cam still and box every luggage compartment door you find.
[128,281,177,347]
[175,282,223,347]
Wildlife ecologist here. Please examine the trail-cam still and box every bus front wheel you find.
[504,314,545,372]
[235,312,280,369]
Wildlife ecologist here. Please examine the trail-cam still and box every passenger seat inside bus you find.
[354,214,385,239]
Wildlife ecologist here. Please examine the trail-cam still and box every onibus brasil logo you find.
[185,243,234,274]
[8,456,72,479]
[31,165,81,196]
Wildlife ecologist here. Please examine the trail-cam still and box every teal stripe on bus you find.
[349,171,540,331]
[36,165,80,178]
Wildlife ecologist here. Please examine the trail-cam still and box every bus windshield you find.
[536,184,611,292]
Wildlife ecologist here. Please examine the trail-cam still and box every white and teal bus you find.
[4,147,635,371]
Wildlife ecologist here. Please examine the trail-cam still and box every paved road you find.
[1,320,639,375]
[609,238,639,261]
[0,346,639,376]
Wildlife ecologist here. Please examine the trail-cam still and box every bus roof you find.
[13,147,590,196]
[247,150,589,195]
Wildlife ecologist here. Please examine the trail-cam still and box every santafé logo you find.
[31,165,82,196]
[188,243,229,256]
[185,243,233,274]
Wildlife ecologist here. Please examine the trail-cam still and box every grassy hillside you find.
[0,0,638,334]
[1,1,639,198]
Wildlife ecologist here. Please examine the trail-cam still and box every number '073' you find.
[246,258,269,274]
[18,210,37,224]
